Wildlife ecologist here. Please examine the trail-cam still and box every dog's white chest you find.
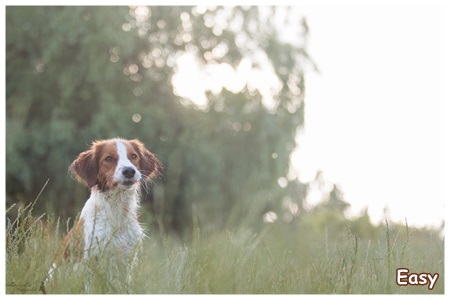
[80,190,144,261]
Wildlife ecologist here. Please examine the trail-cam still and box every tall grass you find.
[6,195,444,294]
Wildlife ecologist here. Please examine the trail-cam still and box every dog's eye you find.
[105,156,114,162]
[130,154,138,160]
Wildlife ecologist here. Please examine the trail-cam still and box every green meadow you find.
[6,197,444,294]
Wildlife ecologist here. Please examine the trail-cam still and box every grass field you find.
[6,200,444,294]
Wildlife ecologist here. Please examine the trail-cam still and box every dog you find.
[44,138,162,293]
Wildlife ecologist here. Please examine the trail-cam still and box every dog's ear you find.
[70,149,98,188]
[130,139,163,180]
[141,149,163,180]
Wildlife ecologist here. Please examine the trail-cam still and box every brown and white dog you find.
[46,138,162,291]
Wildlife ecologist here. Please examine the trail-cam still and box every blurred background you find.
[5,5,444,241]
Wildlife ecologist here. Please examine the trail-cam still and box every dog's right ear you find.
[70,149,98,188]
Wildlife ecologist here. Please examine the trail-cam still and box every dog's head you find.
[70,138,163,191]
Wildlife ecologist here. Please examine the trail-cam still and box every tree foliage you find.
[6,6,313,237]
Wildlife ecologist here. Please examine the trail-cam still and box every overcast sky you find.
[291,4,445,228]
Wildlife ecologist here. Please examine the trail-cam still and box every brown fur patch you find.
[54,218,85,262]
[129,139,163,179]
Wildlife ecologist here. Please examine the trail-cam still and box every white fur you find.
[80,187,145,261]
[114,140,141,184]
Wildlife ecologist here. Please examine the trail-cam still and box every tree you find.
[6,6,313,238]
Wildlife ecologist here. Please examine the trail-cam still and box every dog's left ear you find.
[130,139,163,180]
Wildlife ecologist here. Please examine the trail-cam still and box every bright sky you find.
[290,4,445,228]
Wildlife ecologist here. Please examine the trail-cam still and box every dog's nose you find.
[122,167,136,179]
